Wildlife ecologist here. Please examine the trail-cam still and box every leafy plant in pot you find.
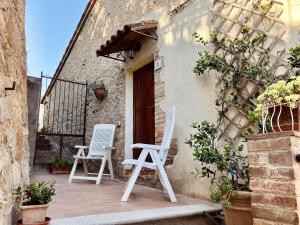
[88,80,108,100]
[49,156,72,174]
[15,181,55,225]
[186,121,252,225]
[249,76,300,132]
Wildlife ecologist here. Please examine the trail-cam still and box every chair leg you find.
[82,159,88,175]
[152,151,177,203]
[96,156,107,185]
[123,165,135,193]
[69,158,79,183]
[108,153,114,180]
[156,169,167,192]
[151,151,166,192]
[121,149,149,202]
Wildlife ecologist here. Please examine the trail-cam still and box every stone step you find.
[37,135,47,141]
[36,143,52,151]
[49,204,223,225]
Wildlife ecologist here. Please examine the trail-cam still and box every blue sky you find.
[26,0,89,77]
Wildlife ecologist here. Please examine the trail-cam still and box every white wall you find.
[157,0,217,199]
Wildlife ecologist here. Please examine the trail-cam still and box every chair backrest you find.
[159,106,176,163]
[88,124,116,156]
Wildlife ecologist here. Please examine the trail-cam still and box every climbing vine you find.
[192,0,300,143]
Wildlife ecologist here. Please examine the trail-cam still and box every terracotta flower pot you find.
[223,191,252,225]
[20,204,49,225]
[94,87,107,100]
[49,166,70,174]
[17,217,51,225]
[267,105,300,132]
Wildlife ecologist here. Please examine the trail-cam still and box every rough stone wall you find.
[42,0,185,175]
[248,132,300,225]
[0,0,29,224]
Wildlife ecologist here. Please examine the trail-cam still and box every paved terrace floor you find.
[32,172,214,219]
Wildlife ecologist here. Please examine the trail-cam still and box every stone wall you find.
[248,132,300,225]
[27,76,41,169]
[0,0,29,224]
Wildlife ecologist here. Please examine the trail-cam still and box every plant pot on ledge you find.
[19,204,49,225]
[223,191,252,225]
[49,165,71,174]
[49,156,72,174]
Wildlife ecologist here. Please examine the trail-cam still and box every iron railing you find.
[34,73,88,163]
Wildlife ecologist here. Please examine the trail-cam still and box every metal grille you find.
[34,74,88,163]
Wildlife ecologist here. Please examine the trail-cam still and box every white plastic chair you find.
[121,106,176,202]
[68,124,116,184]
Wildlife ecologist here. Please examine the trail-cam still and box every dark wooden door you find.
[133,61,155,159]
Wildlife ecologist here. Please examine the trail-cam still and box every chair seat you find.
[122,159,157,170]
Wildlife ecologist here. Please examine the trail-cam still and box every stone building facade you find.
[0,0,29,224]
[41,0,300,199]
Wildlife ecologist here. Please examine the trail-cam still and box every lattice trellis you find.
[211,0,292,145]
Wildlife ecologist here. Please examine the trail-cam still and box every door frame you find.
[124,57,154,162]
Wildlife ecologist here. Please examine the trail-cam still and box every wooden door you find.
[133,61,155,159]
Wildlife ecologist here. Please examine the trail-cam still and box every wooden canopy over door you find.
[133,61,155,160]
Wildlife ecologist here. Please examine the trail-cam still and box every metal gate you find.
[33,73,88,164]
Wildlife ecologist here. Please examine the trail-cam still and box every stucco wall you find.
[0,0,29,224]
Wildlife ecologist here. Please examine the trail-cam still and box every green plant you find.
[186,121,250,208]
[15,181,55,206]
[193,26,276,131]
[50,156,71,168]
[288,45,300,74]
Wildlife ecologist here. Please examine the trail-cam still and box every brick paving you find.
[32,172,207,219]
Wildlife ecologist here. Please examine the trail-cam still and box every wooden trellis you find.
[211,0,292,145]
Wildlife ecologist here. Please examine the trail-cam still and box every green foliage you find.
[15,181,56,206]
[211,178,238,208]
[193,26,300,134]
[193,26,275,130]
[50,156,71,168]
[288,45,300,75]
[194,26,270,89]
[186,121,249,207]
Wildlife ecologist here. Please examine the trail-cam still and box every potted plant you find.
[249,76,300,132]
[15,181,55,225]
[88,80,108,100]
[186,121,252,225]
[49,156,72,174]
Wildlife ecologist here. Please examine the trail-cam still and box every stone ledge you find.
[248,131,300,141]
[49,203,222,225]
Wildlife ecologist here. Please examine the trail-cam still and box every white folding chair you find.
[68,124,116,184]
[121,106,176,202]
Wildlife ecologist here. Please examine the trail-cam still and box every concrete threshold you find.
[49,203,222,225]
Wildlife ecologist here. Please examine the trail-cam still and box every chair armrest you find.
[130,144,168,150]
[74,145,89,149]
[103,146,116,150]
